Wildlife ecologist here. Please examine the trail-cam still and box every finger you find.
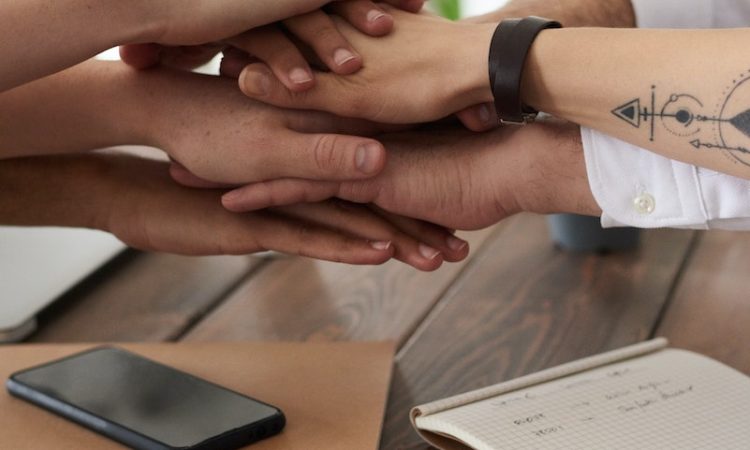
[223,179,343,212]
[228,26,315,92]
[456,103,499,132]
[119,44,162,69]
[248,210,394,265]
[220,48,261,78]
[383,0,425,13]
[369,205,470,263]
[283,10,363,75]
[329,1,394,37]
[240,63,361,118]
[160,44,222,70]
[276,201,444,271]
[261,129,386,181]
[169,162,237,189]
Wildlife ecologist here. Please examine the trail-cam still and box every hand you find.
[136,68,398,185]
[218,120,601,230]
[123,0,425,90]
[236,7,497,126]
[0,153,467,269]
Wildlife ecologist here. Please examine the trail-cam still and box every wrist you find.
[454,22,497,107]
[79,62,160,148]
[110,67,173,149]
[519,28,563,117]
[0,155,117,231]
[510,120,600,216]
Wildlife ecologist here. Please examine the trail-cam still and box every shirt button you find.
[634,193,656,215]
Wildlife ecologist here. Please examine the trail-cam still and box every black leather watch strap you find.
[489,17,562,125]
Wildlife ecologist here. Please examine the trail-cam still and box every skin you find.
[0,61,471,269]
[0,61,387,183]
[219,119,602,231]
[0,153,467,269]
[0,0,423,92]
[459,0,636,129]
[239,4,750,181]
[467,0,635,28]
[120,0,426,92]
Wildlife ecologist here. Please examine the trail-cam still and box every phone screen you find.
[8,347,283,449]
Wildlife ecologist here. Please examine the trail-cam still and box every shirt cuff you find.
[631,0,714,29]
[582,127,750,230]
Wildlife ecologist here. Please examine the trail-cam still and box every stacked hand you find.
[1,0,606,271]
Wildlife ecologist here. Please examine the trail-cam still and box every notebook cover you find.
[0,342,395,450]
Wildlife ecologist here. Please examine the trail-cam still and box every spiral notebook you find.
[411,338,750,450]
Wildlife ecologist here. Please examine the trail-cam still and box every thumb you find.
[456,103,499,132]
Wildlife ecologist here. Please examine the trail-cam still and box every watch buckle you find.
[499,114,536,126]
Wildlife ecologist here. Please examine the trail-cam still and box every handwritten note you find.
[417,350,750,450]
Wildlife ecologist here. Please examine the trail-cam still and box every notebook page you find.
[416,349,750,450]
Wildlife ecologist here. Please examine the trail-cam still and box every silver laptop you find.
[0,227,125,342]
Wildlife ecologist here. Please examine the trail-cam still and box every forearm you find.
[0,154,114,229]
[0,60,153,159]
[520,28,750,180]
[468,0,635,28]
[0,0,154,91]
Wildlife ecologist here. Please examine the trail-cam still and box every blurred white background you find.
[461,0,509,17]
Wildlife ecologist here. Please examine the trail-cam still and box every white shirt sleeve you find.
[582,129,750,230]
[583,0,750,230]
[632,0,750,29]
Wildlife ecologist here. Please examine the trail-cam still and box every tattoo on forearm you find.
[612,70,750,167]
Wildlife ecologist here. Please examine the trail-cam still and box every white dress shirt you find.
[582,0,750,229]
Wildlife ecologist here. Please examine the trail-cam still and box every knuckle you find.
[311,134,345,174]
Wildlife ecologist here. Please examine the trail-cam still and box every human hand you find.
[235,7,497,127]
[135,68,397,185]
[123,0,424,91]
[97,154,467,270]
[218,120,601,231]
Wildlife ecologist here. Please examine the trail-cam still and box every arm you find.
[240,7,750,180]
[0,0,423,92]
[468,0,635,28]
[0,153,466,270]
[0,60,385,183]
[521,27,750,180]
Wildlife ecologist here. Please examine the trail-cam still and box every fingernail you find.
[355,143,382,174]
[419,244,441,260]
[479,104,491,124]
[367,9,388,22]
[446,236,469,252]
[370,241,392,251]
[333,48,357,67]
[288,67,313,85]
[241,69,270,96]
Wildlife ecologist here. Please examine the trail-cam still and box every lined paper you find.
[416,349,750,450]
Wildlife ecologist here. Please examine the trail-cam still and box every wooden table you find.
[26,214,750,449]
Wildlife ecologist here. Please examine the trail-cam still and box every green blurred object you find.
[432,0,461,20]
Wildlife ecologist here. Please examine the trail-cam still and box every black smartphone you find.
[6,347,285,450]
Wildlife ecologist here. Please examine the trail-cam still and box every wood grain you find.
[31,252,262,342]
[656,231,750,375]
[183,229,499,345]
[379,214,696,449]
